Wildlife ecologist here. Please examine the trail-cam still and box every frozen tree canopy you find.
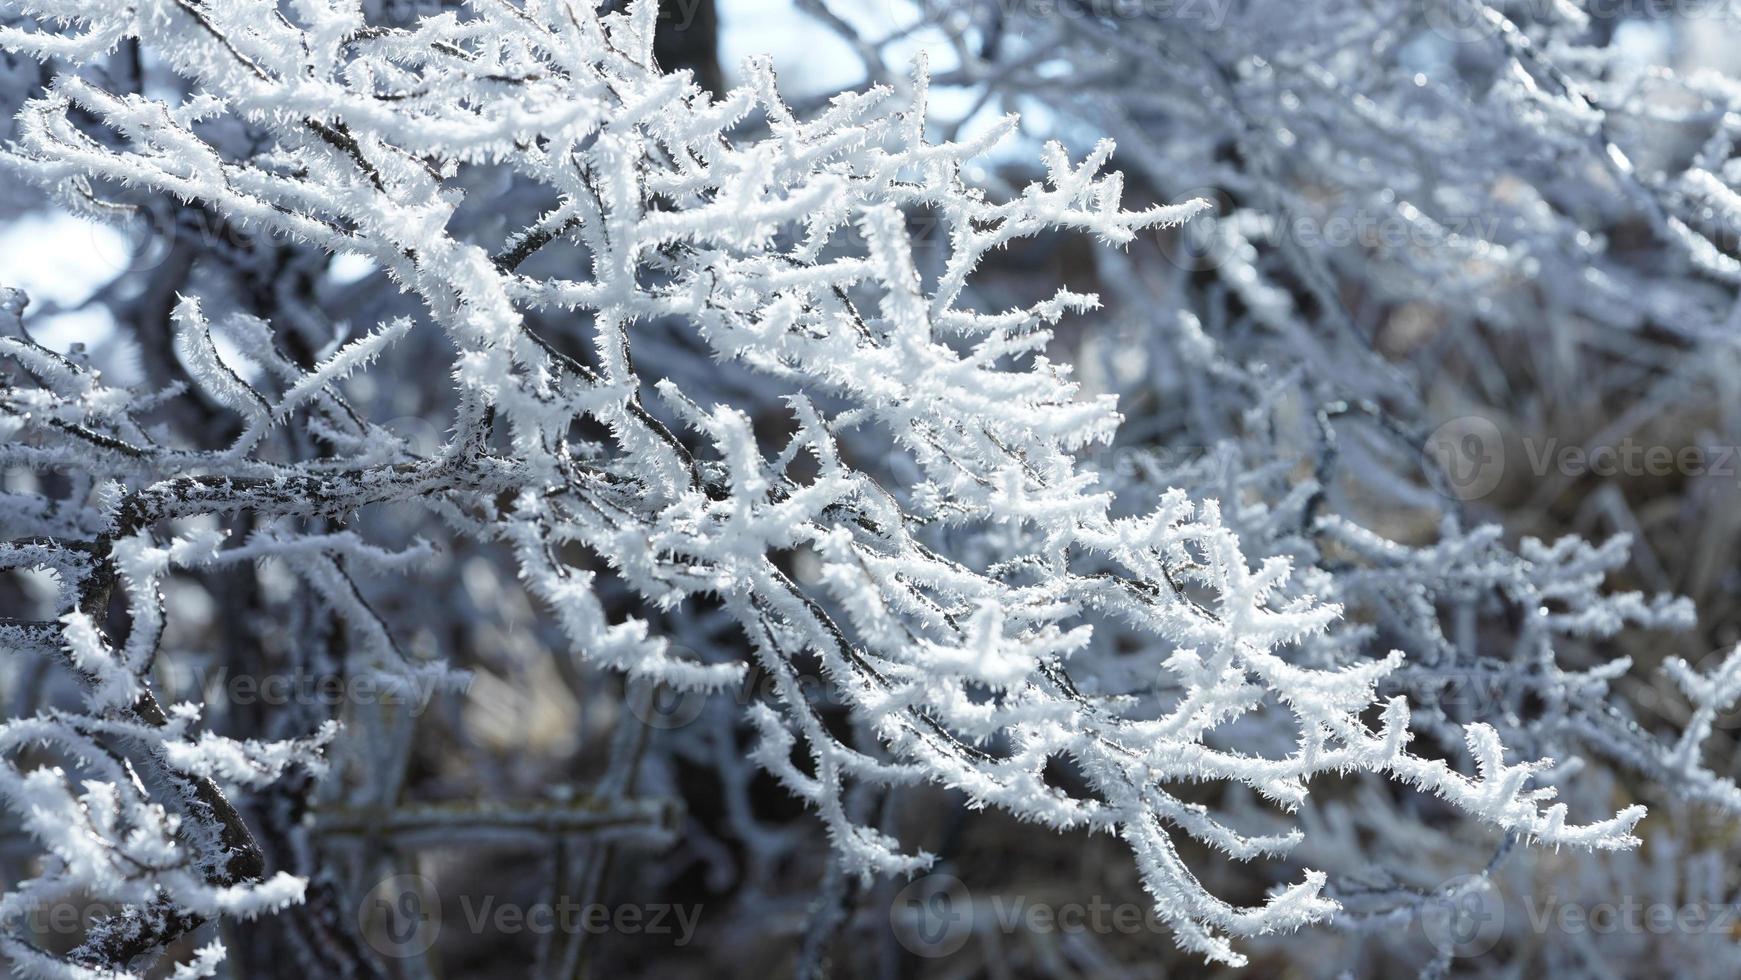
[3,1,1741,977]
